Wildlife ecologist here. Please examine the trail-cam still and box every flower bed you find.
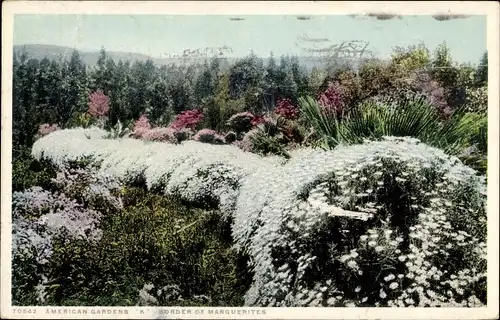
[30,128,487,307]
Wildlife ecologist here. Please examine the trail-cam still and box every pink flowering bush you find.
[317,82,347,118]
[38,124,60,137]
[88,90,110,118]
[410,73,451,117]
[274,98,300,120]
[132,114,152,138]
[193,129,225,145]
[169,109,204,131]
[142,127,178,144]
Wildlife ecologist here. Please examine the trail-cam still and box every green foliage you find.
[104,120,132,139]
[458,113,488,174]
[390,43,431,73]
[299,95,479,156]
[475,51,488,88]
[13,185,252,306]
[298,96,342,149]
[248,129,291,159]
[12,146,57,192]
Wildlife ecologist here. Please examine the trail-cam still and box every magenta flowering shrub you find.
[88,90,110,118]
[227,112,255,133]
[142,127,178,144]
[250,114,266,127]
[317,82,347,118]
[38,124,60,137]
[274,98,299,120]
[169,109,204,131]
[193,129,225,145]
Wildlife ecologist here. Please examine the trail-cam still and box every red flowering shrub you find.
[169,109,204,131]
[38,123,59,137]
[88,90,110,118]
[274,98,299,120]
[250,114,266,127]
[317,82,347,118]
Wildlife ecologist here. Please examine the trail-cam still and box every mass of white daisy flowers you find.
[27,127,487,307]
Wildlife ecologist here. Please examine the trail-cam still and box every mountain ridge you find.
[13,43,363,70]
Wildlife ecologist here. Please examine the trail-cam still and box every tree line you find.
[12,44,488,147]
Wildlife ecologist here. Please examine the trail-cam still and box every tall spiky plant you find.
[298,95,478,156]
[298,96,342,149]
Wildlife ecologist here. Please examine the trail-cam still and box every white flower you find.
[384,274,396,282]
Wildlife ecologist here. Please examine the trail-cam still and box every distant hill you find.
[13,44,363,71]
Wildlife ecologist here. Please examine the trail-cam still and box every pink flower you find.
[142,127,177,143]
[274,98,299,119]
[38,123,59,137]
[132,114,152,138]
[88,90,110,118]
[169,109,204,130]
[193,129,225,144]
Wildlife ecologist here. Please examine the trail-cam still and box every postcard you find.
[1,1,499,319]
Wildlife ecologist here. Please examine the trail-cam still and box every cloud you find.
[432,14,470,21]
[367,13,403,20]
[348,13,402,20]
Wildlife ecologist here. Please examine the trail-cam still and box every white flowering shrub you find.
[32,129,279,219]
[31,127,108,167]
[233,136,486,307]
[31,129,487,308]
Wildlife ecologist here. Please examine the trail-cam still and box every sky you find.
[13,14,487,63]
